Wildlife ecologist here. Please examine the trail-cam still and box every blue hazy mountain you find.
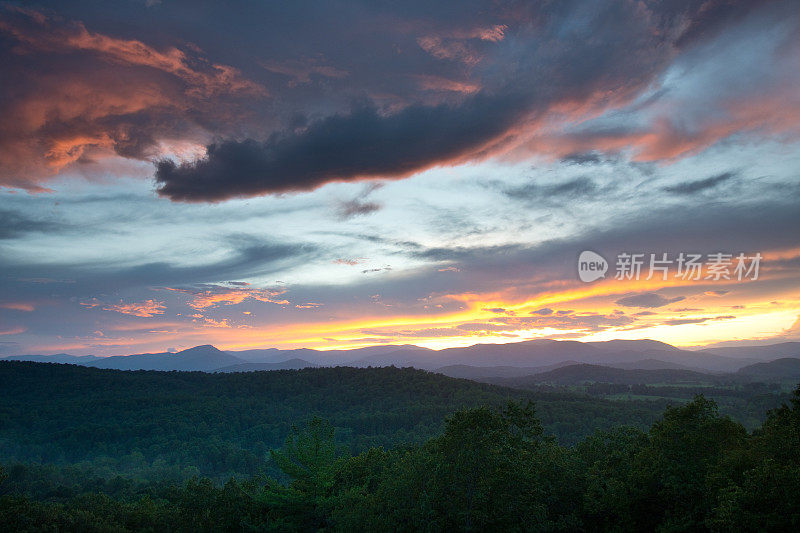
[2,353,101,364]
[5,339,793,375]
[736,357,800,379]
[87,345,244,372]
[702,342,800,360]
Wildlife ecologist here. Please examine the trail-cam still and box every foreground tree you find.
[3,387,800,531]
[331,401,585,531]
[711,386,800,531]
[627,396,747,531]
[576,425,648,531]
[257,417,343,531]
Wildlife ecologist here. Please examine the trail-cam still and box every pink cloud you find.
[261,58,347,87]
[0,302,35,312]
[0,326,27,335]
[333,258,365,266]
[167,286,290,309]
[1,8,264,98]
[414,74,480,94]
[103,300,167,318]
[81,298,166,317]
[0,7,266,190]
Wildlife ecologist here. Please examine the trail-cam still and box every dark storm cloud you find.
[147,0,764,201]
[663,171,737,195]
[616,292,686,308]
[155,95,527,201]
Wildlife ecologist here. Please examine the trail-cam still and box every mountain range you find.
[3,339,799,378]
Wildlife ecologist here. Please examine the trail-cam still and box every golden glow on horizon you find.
[581,309,800,347]
[20,249,800,355]
[213,266,799,350]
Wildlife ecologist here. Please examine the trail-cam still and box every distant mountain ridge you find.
[346,339,752,373]
[701,342,800,360]
[4,339,798,376]
[87,345,244,372]
[736,357,800,379]
[608,359,701,371]
[488,364,718,387]
[2,353,102,364]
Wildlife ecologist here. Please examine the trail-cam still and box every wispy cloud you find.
[663,172,736,195]
[616,293,685,308]
[82,298,166,317]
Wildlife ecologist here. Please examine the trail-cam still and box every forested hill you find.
[0,361,685,479]
[1,361,799,530]
[737,357,800,378]
[490,363,715,385]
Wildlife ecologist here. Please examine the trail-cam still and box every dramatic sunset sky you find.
[1,0,799,356]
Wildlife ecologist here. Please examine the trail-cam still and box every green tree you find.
[332,401,584,531]
[628,396,747,531]
[711,385,800,531]
[576,425,648,531]
[258,417,343,531]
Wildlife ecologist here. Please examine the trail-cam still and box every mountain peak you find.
[177,345,222,355]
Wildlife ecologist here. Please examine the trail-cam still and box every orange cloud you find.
[0,302,35,312]
[415,24,507,66]
[104,300,167,318]
[0,7,266,189]
[81,298,166,317]
[414,74,480,93]
[196,317,232,328]
[1,8,264,98]
[517,82,800,163]
[168,286,290,309]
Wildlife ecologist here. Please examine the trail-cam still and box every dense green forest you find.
[0,361,798,531]
[492,379,788,431]
[0,361,716,480]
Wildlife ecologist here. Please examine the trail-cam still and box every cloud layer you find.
[1,0,799,355]
[2,1,796,199]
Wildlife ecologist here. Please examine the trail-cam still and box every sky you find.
[1,0,799,356]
